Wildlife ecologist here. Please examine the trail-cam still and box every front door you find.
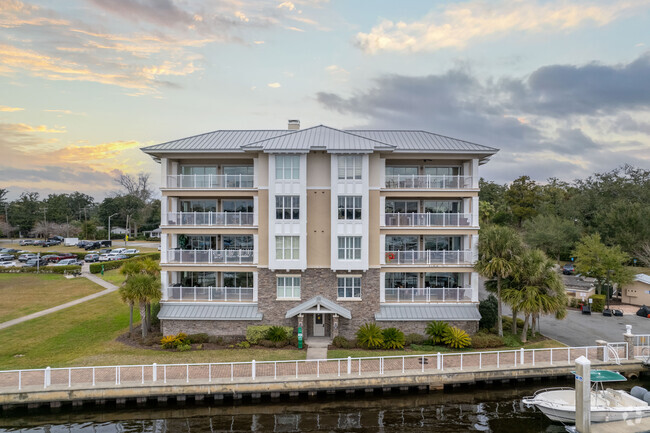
[313,313,325,337]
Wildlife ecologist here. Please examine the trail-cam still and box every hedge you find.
[246,325,293,344]
[0,265,82,274]
[589,294,606,313]
[89,253,160,274]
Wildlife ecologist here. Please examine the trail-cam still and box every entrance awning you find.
[285,296,352,319]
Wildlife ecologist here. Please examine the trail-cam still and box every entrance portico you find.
[285,296,351,338]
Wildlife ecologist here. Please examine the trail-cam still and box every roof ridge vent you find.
[288,119,300,130]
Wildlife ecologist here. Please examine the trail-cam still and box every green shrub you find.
[259,339,275,348]
[236,341,251,349]
[501,316,525,333]
[589,294,606,313]
[503,333,522,347]
[443,327,471,349]
[274,340,287,348]
[188,333,209,344]
[356,323,384,349]
[382,327,405,350]
[471,333,505,349]
[177,343,191,352]
[208,335,224,345]
[478,295,498,329]
[150,302,161,326]
[0,265,81,274]
[289,335,299,347]
[332,335,353,349]
[404,333,426,346]
[246,325,293,344]
[425,321,450,344]
[160,335,177,349]
[265,326,289,342]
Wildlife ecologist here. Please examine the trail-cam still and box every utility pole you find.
[41,207,48,238]
[108,213,118,243]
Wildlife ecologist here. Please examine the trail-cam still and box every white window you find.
[338,237,361,260]
[275,155,300,180]
[338,196,362,220]
[277,276,301,299]
[275,196,300,220]
[338,155,362,180]
[338,276,361,298]
[276,236,299,260]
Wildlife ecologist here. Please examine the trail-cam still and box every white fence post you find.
[252,360,256,380]
[437,353,441,370]
[45,366,51,388]
[347,356,351,375]
[520,348,524,365]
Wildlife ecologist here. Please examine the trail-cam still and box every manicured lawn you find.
[98,269,126,286]
[0,292,305,370]
[0,273,104,323]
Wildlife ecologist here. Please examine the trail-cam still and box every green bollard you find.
[101,264,104,275]
[298,326,303,349]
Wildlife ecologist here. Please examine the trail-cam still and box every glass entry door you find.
[313,314,325,337]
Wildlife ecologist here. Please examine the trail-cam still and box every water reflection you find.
[1,378,648,433]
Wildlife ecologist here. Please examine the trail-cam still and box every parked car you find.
[113,254,128,260]
[99,248,112,254]
[49,236,64,242]
[42,240,60,247]
[55,253,78,261]
[0,261,16,268]
[19,239,35,246]
[76,240,92,248]
[98,254,113,262]
[54,258,82,266]
[0,253,14,261]
[41,254,61,263]
[124,249,140,255]
[84,241,102,250]
[562,264,575,275]
[0,248,18,253]
[33,240,45,246]
[24,258,47,267]
[84,253,100,263]
[111,248,127,254]
[100,240,112,247]
[18,253,38,262]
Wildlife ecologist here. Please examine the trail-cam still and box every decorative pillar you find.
[624,325,635,360]
[332,314,339,338]
[298,313,304,329]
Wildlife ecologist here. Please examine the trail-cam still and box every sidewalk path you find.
[0,269,118,331]
[306,338,330,360]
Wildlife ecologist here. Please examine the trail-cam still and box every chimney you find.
[288,119,300,130]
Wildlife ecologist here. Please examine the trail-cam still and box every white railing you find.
[384,287,473,303]
[634,334,650,359]
[385,174,473,189]
[165,212,255,226]
[167,286,254,302]
[0,344,627,392]
[166,249,255,264]
[384,250,472,265]
[384,213,473,227]
[166,174,254,189]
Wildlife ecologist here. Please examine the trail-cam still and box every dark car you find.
[76,240,92,248]
[0,248,18,253]
[49,236,64,242]
[56,253,78,261]
[33,240,45,246]
[84,253,100,263]
[99,248,112,254]
[42,240,60,247]
[25,258,47,267]
[100,240,112,247]
[42,254,61,263]
[85,241,102,250]
[562,264,575,275]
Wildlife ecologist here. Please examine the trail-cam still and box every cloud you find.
[44,109,86,116]
[278,2,296,11]
[316,54,650,183]
[1,122,66,133]
[355,0,650,53]
[325,64,349,81]
[267,82,281,88]
[0,105,23,111]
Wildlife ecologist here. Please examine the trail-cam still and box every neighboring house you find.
[144,228,162,239]
[141,121,498,339]
[563,274,596,302]
[621,274,650,306]
[110,227,128,235]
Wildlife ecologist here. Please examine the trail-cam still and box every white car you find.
[54,259,81,266]
[124,249,140,254]
[111,248,127,254]
[0,261,16,268]
[98,254,112,262]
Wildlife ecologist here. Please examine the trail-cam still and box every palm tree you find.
[475,225,523,336]
[118,283,138,337]
[120,258,162,338]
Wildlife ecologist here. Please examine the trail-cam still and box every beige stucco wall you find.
[306,189,331,267]
[306,151,330,187]
[257,189,269,266]
[369,190,381,267]
[621,281,650,306]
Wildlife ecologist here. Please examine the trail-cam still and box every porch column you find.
[298,313,304,329]
[332,314,339,338]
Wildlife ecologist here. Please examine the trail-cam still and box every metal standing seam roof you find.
[158,303,263,321]
[374,304,481,321]
[285,296,352,319]
[635,274,650,285]
[141,125,498,155]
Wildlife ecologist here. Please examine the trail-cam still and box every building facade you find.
[142,122,498,339]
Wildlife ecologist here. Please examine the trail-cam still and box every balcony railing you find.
[167,286,254,302]
[385,175,473,189]
[384,250,473,265]
[384,287,472,303]
[166,249,255,264]
[166,174,254,189]
[384,213,473,227]
[165,212,255,227]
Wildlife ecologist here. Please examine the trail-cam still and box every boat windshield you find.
[570,370,627,382]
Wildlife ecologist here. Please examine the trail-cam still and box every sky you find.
[1,0,650,200]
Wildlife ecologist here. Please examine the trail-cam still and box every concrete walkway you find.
[306,337,330,360]
[0,269,118,331]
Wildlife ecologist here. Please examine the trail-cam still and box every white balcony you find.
[165,212,255,227]
[384,212,474,227]
[167,286,254,302]
[384,287,473,303]
[166,249,255,264]
[166,174,255,189]
[384,250,473,265]
[385,175,473,189]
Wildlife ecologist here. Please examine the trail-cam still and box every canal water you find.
[1,377,649,432]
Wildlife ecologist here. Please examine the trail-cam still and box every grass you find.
[0,273,104,323]
[0,291,305,370]
[98,269,126,286]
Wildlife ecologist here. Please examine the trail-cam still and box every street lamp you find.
[108,213,118,243]
[606,269,613,312]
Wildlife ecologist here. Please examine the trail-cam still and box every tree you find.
[118,282,138,337]
[475,225,524,336]
[573,234,634,305]
[115,172,153,203]
[120,259,161,337]
[523,214,581,261]
[0,221,16,238]
[0,188,8,223]
[505,176,541,227]
[8,192,40,235]
[637,242,650,267]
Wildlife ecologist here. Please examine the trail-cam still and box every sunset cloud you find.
[267,82,281,88]
[355,0,650,53]
[0,105,23,111]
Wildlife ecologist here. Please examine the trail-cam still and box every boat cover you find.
[570,370,627,382]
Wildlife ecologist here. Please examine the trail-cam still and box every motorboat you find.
[522,370,650,423]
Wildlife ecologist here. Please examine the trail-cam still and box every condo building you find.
[141,121,498,339]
